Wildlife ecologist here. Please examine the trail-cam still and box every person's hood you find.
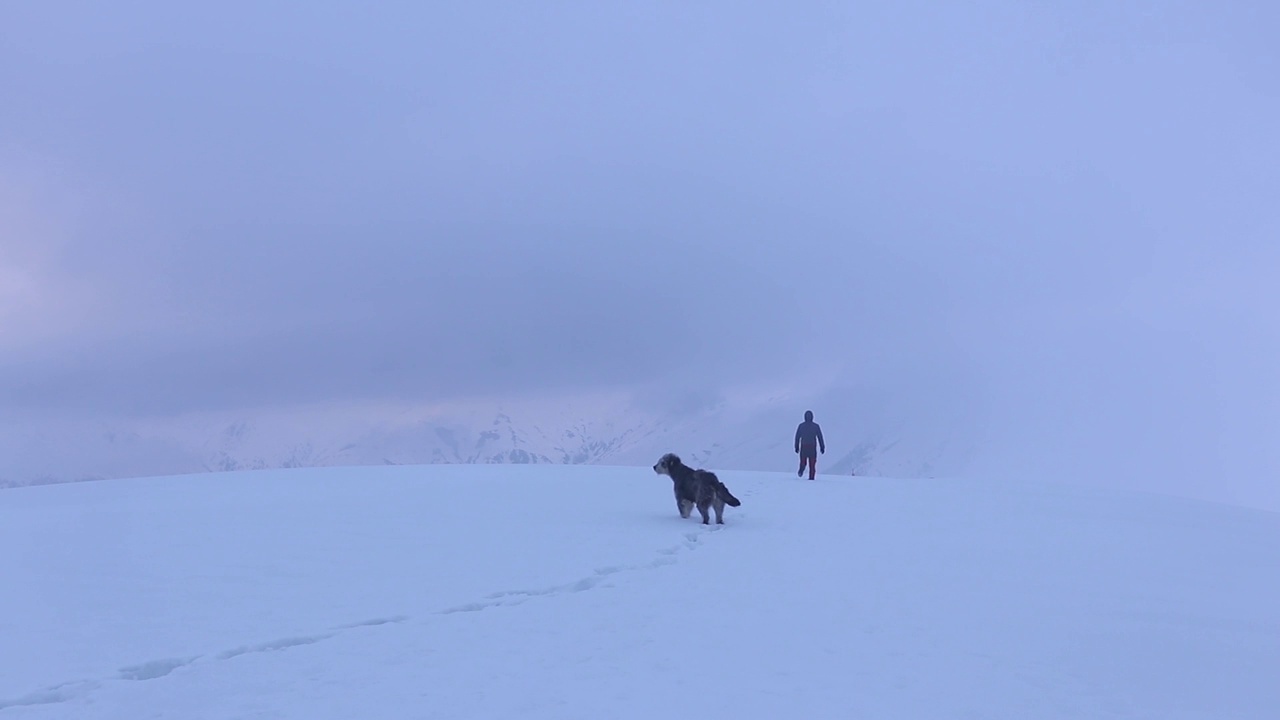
[804,410,814,422]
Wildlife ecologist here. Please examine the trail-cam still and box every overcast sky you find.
[2,3,1277,500]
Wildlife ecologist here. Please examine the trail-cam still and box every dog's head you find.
[652,453,681,477]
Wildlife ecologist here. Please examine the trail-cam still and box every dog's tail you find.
[717,482,742,507]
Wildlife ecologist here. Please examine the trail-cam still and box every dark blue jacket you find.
[795,414,825,455]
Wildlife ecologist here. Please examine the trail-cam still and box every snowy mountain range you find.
[0,383,980,488]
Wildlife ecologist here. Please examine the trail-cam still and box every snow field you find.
[2,464,1277,718]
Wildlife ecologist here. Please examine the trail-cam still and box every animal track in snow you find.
[0,681,99,711]
[439,602,494,614]
[454,523,727,616]
[119,657,198,681]
[219,634,335,660]
[333,616,409,629]
[0,525,728,712]
[0,628,376,711]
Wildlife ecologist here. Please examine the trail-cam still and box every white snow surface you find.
[2,464,1277,719]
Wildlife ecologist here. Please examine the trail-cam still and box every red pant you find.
[799,452,817,479]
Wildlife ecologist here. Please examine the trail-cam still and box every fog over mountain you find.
[2,3,1277,511]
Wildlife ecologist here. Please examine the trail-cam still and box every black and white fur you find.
[652,453,741,525]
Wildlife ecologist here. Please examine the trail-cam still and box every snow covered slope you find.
[1,383,973,487]
[2,465,1276,718]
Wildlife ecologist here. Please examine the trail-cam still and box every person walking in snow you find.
[794,410,825,480]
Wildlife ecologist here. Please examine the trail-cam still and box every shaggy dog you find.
[652,453,741,525]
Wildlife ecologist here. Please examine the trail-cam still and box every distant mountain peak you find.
[1,387,975,487]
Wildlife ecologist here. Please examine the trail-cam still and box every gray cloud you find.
[2,2,1277,503]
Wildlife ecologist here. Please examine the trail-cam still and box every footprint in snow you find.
[333,616,409,629]
[119,657,198,681]
[219,634,335,660]
[0,681,100,711]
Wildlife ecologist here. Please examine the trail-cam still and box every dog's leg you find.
[679,499,694,518]
[713,498,725,524]
[697,500,711,524]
